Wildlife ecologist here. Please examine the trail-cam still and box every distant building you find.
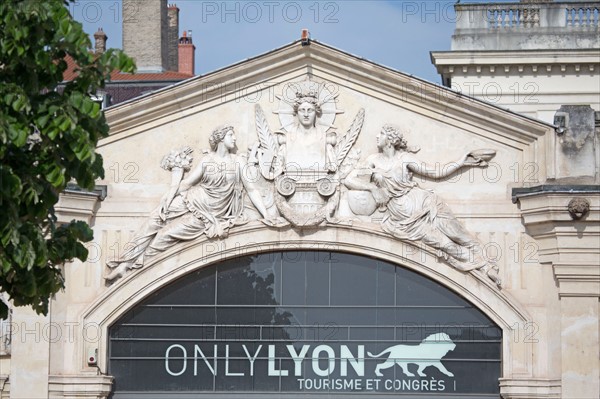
[431,0,599,123]
[431,0,599,184]
[62,1,196,107]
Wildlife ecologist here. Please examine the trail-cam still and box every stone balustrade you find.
[452,1,600,50]
[565,3,599,27]
[457,1,599,29]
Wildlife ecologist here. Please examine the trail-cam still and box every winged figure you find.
[251,80,365,227]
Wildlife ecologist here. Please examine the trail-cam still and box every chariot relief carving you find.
[105,78,501,287]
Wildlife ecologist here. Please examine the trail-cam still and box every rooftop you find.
[62,54,193,83]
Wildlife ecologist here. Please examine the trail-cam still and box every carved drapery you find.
[104,78,501,287]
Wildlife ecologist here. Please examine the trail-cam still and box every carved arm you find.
[404,153,469,180]
[158,167,184,221]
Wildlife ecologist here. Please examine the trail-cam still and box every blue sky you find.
[72,0,519,84]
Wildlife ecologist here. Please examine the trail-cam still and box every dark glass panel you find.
[109,251,501,395]
[305,258,329,306]
[330,253,377,306]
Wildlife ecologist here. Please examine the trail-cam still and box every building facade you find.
[0,1,598,398]
[431,0,600,185]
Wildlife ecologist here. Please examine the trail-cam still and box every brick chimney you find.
[123,0,168,72]
[93,28,107,54]
[167,4,179,71]
[178,30,195,76]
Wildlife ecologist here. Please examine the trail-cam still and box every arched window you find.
[109,251,501,398]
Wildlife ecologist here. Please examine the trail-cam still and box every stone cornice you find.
[48,375,113,398]
[499,378,562,399]
[513,186,600,297]
[431,49,600,75]
[55,185,107,225]
[512,184,600,203]
[102,40,552,149]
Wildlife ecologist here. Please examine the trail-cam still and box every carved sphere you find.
[316,177,336,197]
[276,176,296,197]
[347,190,377,216]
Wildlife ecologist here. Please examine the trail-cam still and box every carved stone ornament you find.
[105,125,286,283]
[343,124,501,287]
[251,78,364,228]
[105,77,501,288]
[568,197,590,220]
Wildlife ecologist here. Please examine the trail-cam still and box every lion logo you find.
[367,333,456,377]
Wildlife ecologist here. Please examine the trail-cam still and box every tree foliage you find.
[0,0,135,317]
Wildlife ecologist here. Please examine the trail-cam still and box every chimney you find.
[94,28,107,54]
[122,0,168,72]
[167,4,179,71]
[301,29,310,46]
[178,30,195,76]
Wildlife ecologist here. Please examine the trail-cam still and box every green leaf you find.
[37,113,50,128]
[0,166,23,197]
[0,225,19,247]
[7,125,28,147]
[69,92,84,109]
[14,237,36,271]
[58,116,72,131]
[44,164,65,187]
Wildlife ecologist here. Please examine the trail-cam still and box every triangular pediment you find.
[97,39,555,290]
[102,40,551,148]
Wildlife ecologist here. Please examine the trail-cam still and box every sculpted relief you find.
[343,124,500,286]
[251,80,364,227]
[105,78,501,287]
[105,126,284,282]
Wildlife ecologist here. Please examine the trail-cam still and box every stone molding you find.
[0,375,8,399]
[48,375,113,399]
[431,49,600,76]
[513,185,600,297]
[55,185,107,225]
[499,378,562,399]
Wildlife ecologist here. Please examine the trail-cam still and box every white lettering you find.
[242,344,262,376]
[286,344,310,376]
[268,345,288,376]
[312,345,336,377]
[340,345,364,377]
[225,345,244,376]
[385,379,393,390]
[194,344,217,376]
[165,344,187,376]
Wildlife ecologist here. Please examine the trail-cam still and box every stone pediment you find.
[102,40,551,147]
[97,39,555,289]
